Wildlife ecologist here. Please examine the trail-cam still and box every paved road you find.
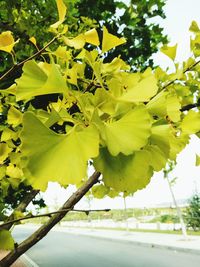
[13,227,200,267]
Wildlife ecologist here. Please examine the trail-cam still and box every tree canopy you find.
[0,0,200,265]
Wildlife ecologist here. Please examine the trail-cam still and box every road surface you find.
[13,227,200,267]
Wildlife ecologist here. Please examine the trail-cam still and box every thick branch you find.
[0,189,39,231]
[0,35,59,82]
[0,208,110,228]
[0,171,101,267]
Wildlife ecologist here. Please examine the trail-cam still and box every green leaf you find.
[150,124,171,157]
[21,112,99,190]
[160,44,177,61]
[118,73,158,102]
[0,230,14,250]
[181,110,200,134]
[145,145,167,171]
[94,148,153,193]
[50,0,67,29]
[102,26,126,53]
[92,184,110,199]
[0,143,12,164]
[7,106,23,127]
[169,133,189,160]
[196,154,200,166]
[189,21,200,33]
[101,105,151,156]
[166,94,181,122]
[15,60,68,101]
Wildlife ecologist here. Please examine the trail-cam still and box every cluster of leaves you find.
[185,194,200,231]
[0,0,200,252]
[0,0,167,87]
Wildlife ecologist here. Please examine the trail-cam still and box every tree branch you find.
[0,189,39,231]
[180,100,200,112]
[162,59,200,90]
[0,208,110,228]
[0,171,101,267]
[0,35,59,82]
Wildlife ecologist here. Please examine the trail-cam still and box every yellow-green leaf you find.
[0,143,12,164]
[16,60,68,101]
[189,21,200,33]
[21,112,99,190]
[0,31,18,53]
[94,148,153,193]
[166,94,181,122]
[181,110,200,134]
[64,34,85,49]
[160,44,177,61]
[102,105,151,156]
[119,73,158,102]
[0,230,14,250]
[7,106,23,127]
[50,0,67,29]
[102,26,126,53]
[196,154,200,166]
[84,28,100,46]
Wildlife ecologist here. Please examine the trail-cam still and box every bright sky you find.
[42,0,200,211]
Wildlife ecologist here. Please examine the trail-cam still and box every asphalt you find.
[10,225,200,266]
[54,226,200,254]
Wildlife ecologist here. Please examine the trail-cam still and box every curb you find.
[21,254,39,267]
[54,228,200,256]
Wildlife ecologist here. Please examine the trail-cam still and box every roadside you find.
[53,226,200,254]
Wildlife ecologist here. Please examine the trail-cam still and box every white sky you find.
[43,0,200,210]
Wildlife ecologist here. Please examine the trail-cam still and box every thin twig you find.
[162,59,200,90]
[0,35,59,82]
[0,208,110,228]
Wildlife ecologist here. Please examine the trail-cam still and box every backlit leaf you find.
[181,110,200,134]
[102,26,126,53]
[0,230,14,250]
[16,60,68,101]
[84,28,100,46]
[102,105,151,156]
[196,154,200,166]
[189,21,200,33]
[94,148,153,193]
[160,44,177,61]
[119,73,158,102]
[21,112,99,190]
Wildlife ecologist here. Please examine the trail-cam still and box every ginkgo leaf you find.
[101,105,151,156]
[189,21,200,33]
[0,31,18,53]
[160,44,177,61]
[169,133,189,160]
[84,28,100,46]
[150,124,171,157]
[92,184,110,199]
[50,0,67,29]
[146,91,167,117]
[119,73,158,102]
[145,145,167,171]
[0,230,14,250]
[16,60,68,101]
[166,94,181,122]
[181,110,200,134]
[7,106,23,127]
[102,26,126,53]
[0,165,6,180]
[29,36,37,46]
[64,34,85,49]
[196,154,200,166]
[0,143,12,164]
[6,163,23,179]
[20,112,99,190]
[94,148,153,192]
